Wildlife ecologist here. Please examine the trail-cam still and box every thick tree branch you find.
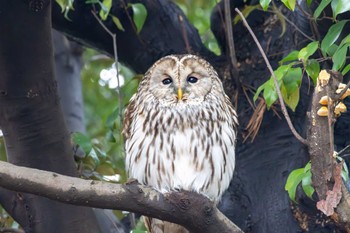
[52,0,216,73]
[0,161,243,233]
[307,70,350,229]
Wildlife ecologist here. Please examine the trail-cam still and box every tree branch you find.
[307,70,350,229]
[0,161,243,233]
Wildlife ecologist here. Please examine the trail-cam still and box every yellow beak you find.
[177,88,183,100]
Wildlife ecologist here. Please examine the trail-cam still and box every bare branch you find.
[0,161,243,233]
[235,8,308,146]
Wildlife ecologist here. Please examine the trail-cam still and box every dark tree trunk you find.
[0,1,101,232]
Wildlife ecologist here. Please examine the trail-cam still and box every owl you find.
[123,54,238,233]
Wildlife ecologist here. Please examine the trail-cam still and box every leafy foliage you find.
[285,162,314,202]
[78,49,139,184]
[55,0,75,19]
[285,158,349,202]
[129,3,148,34]
[256,0,350,202]
[175,0,221,55]
[254,4,350,110]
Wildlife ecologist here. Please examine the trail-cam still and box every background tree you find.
[0,0,350,232]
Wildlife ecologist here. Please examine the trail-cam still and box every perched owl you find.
[123,54,238,233]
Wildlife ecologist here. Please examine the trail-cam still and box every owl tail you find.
[144,217,189,233]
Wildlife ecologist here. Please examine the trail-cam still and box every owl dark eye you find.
[162,77,172,85]
[187,76,198,83]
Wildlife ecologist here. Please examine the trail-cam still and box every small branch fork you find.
[235,8,308,146]
[0,161,244,233]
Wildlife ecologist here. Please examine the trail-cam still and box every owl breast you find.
[125,97,237,201]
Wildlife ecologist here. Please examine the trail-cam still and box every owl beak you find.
[177,88,183,100]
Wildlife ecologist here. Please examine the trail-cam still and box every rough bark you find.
[0,1,101,232]
[307,70,350,230]
[0,161,243,233]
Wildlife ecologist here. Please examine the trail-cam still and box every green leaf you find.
[280,50,299,65]
[99,0,112,20]
[327,44,339,56]
[282,67,302,94]
[131,230,147,233]
[305,59,320,85]
[263,80,278,108]
[281,85,300,111]
[253,82,267,102]
[281,67,302,111]
[281,0,296,11]
[88,148,100,164]
[339,34,350,47]
[111,16,125,31]
[274,64,292,80]
[307,0,313,7]
[233,5,260,25]
[342,64,350,76]
[332,44,349,71]
[321,20,348,55]
[331,0,350,19]
[106,107,119,128]
[301,170,315,199]
[72,132,92,155]
[298,41,319,62]
[314,0,332,19]
[55,0,74,20]
[259,0,271,11]
[285,168,305,202]
[304,161,311,172]
[129,3,147,34]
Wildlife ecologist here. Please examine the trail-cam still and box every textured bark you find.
[0,161,243,233]
[0,1,101,232]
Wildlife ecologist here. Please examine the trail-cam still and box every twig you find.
[235,8,308,145]
[91,10,123,124]
[224,0,238,69]
[337,144,350,157]
[326,86,334,155]
[267,5,314,41]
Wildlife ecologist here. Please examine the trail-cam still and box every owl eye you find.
[187,76,198,83]
[162,77,173,85]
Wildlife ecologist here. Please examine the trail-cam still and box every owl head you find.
[142,54,223,107]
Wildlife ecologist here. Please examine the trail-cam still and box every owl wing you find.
[122,94,137,140]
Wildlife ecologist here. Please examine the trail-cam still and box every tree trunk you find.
[0,1,101,232]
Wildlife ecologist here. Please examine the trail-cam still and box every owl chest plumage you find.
[125,98,237,201]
